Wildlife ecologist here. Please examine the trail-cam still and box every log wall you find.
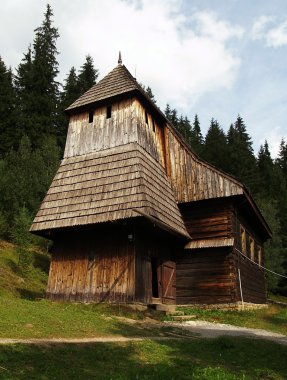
[180,199,233,240]
[178,198,267,304]
[176,248,237,304]
[46,227,135,302]
[235,252,267,304]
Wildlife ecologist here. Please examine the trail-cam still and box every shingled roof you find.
[30,142,190,239]
[66,63,143,112]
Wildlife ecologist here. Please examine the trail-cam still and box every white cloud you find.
[259,126,284,158]
[60,1,243,110]
[194,11,244,42]
[0,0,243,112]
[266,20,287,47]
[251,15,274,40]
[252,15,287,48]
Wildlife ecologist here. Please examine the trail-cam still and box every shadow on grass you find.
[263,313,287,333]
[0,337,286,380]
[32,251,50,274]
[5,258,20,275]
[16,288,45,301]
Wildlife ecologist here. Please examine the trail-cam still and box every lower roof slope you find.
[30,142,189,239]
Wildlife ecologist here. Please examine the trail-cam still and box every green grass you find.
[0,338,286,379]
[0,296,177,339]
[1,241,287,379]
[0,240,49,299]
[178,304,287,336]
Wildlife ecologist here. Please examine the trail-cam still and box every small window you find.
[107,105,112,119]
[258,246,262,266]
[89,111,94,123]
[152,119,155,132]
[249,237,254,261]
[145,111,148,124]
[240,226,246,255]
[88,250,96,270]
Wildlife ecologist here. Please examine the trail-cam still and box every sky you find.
[1,0,287,157]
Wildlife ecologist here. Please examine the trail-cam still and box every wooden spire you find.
[118,51,122,65]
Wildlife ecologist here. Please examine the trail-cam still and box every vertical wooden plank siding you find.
[134,226,176,305]
[46,229,135,303]
[64,98,138,158]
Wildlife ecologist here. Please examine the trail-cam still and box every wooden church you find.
[30,54,271,307]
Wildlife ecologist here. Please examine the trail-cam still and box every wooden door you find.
[161,261,176,304]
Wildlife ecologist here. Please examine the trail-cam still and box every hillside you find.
[0,240,49,299]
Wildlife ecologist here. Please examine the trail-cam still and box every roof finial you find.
[118,51,122,65]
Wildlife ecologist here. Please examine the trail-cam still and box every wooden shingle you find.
[30,142,189,238]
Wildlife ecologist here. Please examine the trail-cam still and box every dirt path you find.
[0,336,183,345]
[0,320,286,346]
[165,320,287,345]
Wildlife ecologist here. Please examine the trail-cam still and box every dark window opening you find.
[152,119,155,132]
[88,250,96,270]
[89,111,94,123]
[107,105,112,119]
[151,257,159,298]
[145,111,148,124]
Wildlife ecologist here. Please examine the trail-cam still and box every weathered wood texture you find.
[164,128,244,203]
[235,251,267,304]
[181,198,265,256]
[180,199,233,241]
[179,198,267,304]
[134,99,166,168]
[232,202,265,265]
[31,142,189,238]
[62,62,269,239]
[46,227,135,302]
[64,98,137,158]
[135,228,177,304]
[133,99,244,203]
[176,248,237,304]
[66,64,144,112]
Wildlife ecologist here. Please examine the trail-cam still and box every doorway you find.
[151,257,159,298]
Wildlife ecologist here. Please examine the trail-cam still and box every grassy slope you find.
[0,239,287,338]
[0,240,49,299]
[1,240,287,379]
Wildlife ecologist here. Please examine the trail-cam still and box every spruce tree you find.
[227,115,259,192]
[0,135,60,225]
[277,139,287,176]
[0,57,17,157]
[15,47,34,140]
[33,4,60,139]
[164,104,172,121]
[15,5,60,148]
[203,118,229,171]
[178,116,192,144]
[77,55,98,95]
[145,86,156,103]
[58,67,79,147]
[257,141,274,197]
[190,114,203,155]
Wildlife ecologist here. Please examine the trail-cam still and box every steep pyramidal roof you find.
[66,63,143,112]
[30,142,190,239]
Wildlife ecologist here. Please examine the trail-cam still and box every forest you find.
[0,5,286,295]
